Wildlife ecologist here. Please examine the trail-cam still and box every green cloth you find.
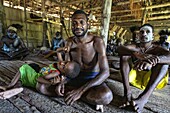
[19,64,44,88]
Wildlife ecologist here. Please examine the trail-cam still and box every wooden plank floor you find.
[0,56,169,113]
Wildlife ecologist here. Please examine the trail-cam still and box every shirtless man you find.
[56,10,113,112]
[118,24,170,113]
[0,26,29,60]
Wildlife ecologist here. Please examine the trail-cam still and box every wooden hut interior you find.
[0,1,170,113]
[0,0,170,48]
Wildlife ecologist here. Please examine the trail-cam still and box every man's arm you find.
[79,37,110,94]
[18,37,26,48]
[37,72,61,85]
[146,46,170,64]
[56,47,70,62]
[117,45,139,56]
[64,40,72,61]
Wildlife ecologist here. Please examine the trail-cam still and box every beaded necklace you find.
[139,44,153,53]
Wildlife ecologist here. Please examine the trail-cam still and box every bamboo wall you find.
[3,6,62,48]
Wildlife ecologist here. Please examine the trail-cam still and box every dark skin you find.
[0,60,74,97]
[56,12,113,107]
[118,25,170,113]
[36,61,78,96]
[1,30,26,49]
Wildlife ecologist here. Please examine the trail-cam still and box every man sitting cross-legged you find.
[117,24,170,113]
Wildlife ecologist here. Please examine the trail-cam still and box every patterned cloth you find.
[39,64,60,76]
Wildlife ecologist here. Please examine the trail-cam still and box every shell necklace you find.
[139,44,153,53]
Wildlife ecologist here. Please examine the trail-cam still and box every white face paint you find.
[139,25,153,43]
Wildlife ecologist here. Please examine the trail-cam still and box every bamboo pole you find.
[111,2,170,14]
[60,0,63,38]
[120,30,127,39]
[100,0,112,46]
[117,27,123,38]
[24,0,28,47]
[0,0,4,38]
[113,14,170,23]
[141,2,148,25]
[0,0,8,37]
[42,0,47,47]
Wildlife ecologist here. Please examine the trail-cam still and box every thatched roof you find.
[2,0,169,30]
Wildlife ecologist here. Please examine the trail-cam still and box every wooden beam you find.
[50,0,75,11]
[148,15,170,21]
[142,1,149,25]
[107,10,170,19]
[83,7,101,11]
[150,10,170,15]
[63,0,90,6]
[111,2,170,14]
[0,0,4,37]
[113,0,141,6]
[121,25,170,30]
[42,0,47,47]
[100,0,112,46]
[112,15,170,23]
[120,30,127,39]
[24,0,28,47]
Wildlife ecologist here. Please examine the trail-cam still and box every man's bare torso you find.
[67,35,101,72]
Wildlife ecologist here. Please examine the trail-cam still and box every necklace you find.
[139,44,153,53]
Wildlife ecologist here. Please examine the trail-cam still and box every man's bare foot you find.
[132,98,148,113]
[119,101,130,108]
[119,93,133,108]
[96,105,104,112]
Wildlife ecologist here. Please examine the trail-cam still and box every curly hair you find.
[65,61,80,78]
[72,10,88,21]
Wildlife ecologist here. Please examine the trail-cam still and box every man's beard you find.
[73,28,88,37]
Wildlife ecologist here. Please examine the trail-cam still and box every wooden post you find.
[42,0,47,47]
[24,0,28,47]
[142,1,149,25]
[0,0,4,37]
[100,0,112,47]
[60,0,63,37]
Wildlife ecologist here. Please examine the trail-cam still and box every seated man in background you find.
[43,31,65,60]
[154,29,170,85]
[51,31,65,51]
[118,24,170,113]
[0,25,29,60]
[154,29,170,50]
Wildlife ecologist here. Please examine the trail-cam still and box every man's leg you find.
[119,56,132,108]
[82,83,113,112]
[132,64,169,113]
[83,83,113,105]
[36,82,57,96]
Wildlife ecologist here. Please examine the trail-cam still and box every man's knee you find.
[100,89,113,105]
[85,85,113,105]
